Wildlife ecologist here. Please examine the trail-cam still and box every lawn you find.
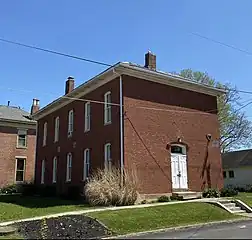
[0,234,23,239]
[234,192,252,206]
[0,195,89,222]
[88,202,241,235]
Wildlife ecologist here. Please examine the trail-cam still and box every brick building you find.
[32,52,225,196]
[0,100,38,187]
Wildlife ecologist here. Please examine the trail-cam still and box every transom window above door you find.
[171,145,186,155]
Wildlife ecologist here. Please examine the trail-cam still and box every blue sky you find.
[1,0,252,117]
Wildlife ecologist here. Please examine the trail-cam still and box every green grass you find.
[88,202,241,235]
[0,234,23,239]
[234,192,252,206]
[0,195,90,222]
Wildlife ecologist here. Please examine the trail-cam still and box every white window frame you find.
[43,122,47,146]
[104,91,112,125]
[68,110,74,137]
[84,102,91,132]
[17,129,27,148]
[104,143,112,171]
[66,153,72,182]
[52,156,57,183]
[83,148,90,180]
[15,158,26,182]
[41,159,45,184]
[54,116,60,142]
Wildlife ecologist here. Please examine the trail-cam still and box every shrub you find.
[0,184,18,194]
[220,187,238,197]
[66,186,81,200]
[202,188,220,198]
[39,185,57,197]
[157,195,170,202]
[84,167,139,206]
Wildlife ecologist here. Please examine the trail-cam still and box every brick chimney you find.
[65,76,75,95]
[145,51,156,70]
[31,98,40,115]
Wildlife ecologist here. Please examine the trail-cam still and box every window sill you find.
[104,121,112,126]
[16,146,27,149]
[66,180,71,183]
[84,129,90,133]
[52,181,57,184]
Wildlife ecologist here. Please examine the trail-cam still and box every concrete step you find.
[222,203,236,208]
[218,200,233,204]
[172,192,202,200]
[229,206,243,212]
[232,209,247,214]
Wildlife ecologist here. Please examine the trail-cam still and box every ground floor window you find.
[15,158,26,182]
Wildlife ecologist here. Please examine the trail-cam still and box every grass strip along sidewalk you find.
[88,202,242,235]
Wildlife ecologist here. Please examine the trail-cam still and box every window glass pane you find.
[171,146,183,154]
[16,171,24,181]
[18,135,26,147]
[17,159,25,170]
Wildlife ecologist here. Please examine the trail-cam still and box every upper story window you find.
[17,129,27,148]
[68,110,74,137]
[54,116,60,142]
[15,158,26,182]
[104,91,112,125]
[84,102,91,132]
[171,145,186,155]
[52,156,57,183]
[43,122,47,146]
[104,143,112,171]
[83,148,90,180]
[66,153,72,182]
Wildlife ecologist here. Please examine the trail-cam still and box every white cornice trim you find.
[32,63,226,120]
[0,119,36,130]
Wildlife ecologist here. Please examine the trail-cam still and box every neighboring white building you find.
[222,149,252,189]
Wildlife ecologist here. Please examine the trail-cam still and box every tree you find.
[177,69,252,153]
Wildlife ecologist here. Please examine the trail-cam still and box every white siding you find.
[223,167,252,188]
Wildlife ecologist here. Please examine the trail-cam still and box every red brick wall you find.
[0,126,36,187]
[122,75,223,194]
[35,78,121,193]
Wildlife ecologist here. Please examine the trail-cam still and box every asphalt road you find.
[123,220,252,239]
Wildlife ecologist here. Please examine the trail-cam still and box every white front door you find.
[171,154,188,189]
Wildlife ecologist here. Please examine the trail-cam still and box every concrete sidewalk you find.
[0,198,217,226]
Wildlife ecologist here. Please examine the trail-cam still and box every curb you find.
[102,218,251,239]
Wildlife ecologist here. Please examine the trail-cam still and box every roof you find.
[32,62,227,120]
[222,149,252,169]
[0,105,36,124]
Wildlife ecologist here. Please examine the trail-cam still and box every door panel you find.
[171,155,179,189]
[171,154,188,189]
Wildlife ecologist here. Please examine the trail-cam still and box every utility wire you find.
[190,32,252,56]
[1,36,252,95]
[0,37,112,67]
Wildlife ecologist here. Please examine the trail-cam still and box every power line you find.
[190,32,252,56]
[0,37,112,67]
[1,36,252,96]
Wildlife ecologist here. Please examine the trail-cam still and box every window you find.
[66,153,72,182]
[17,130,27,148]
[104,143,112,171]
[83,148,90,180]
[84,102,91,132]
[171,145,186,155]
[54,117,60,142]
[43,122,47,146]
[52,157,57,183]
[104,92,112,124]
[223,171,226,179]
[228,170,234,178]
[68,110,74,137]
[41,159,45,184]
[15,158,25,182]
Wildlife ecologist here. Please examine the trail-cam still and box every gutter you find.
[119,75,124,184]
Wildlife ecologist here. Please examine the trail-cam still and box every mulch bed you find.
[12,215,111,239]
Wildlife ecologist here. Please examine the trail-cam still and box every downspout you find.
[119,75,124,185]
